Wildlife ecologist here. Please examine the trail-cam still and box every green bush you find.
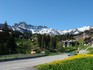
[58,46,77,53]
[87,47,93,54]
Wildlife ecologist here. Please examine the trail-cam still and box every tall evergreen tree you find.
[3,21,9,32]
[37,34,42,48]
[7,36,17,54]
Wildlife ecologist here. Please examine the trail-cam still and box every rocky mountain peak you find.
[0,22,93,35]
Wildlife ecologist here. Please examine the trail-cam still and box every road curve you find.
[0,53,68,70]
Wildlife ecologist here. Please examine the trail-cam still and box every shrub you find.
[87,47,93,54]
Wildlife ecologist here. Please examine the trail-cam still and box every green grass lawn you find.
[36,54,93,70]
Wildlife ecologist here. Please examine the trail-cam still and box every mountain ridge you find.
[0,21,93,35]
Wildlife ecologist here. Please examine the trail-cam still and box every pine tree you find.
[7,36,17,54]
[37,34,42,48]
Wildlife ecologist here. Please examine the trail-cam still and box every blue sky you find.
[0,0,93,30]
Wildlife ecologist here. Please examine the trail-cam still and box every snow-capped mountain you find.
[12,22,59,35]
[11,22,93,35]
[12,22,48,33]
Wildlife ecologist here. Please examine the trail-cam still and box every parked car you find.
[67,52,77,56]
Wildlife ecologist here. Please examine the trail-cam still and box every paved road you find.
[0,53,68,70]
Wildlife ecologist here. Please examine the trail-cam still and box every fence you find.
[0,53,46,62]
